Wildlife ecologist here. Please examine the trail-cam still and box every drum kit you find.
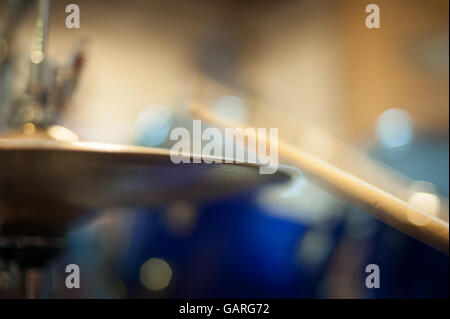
[0,0,448,298]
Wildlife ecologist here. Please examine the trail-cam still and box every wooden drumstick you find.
[190,102,449,254]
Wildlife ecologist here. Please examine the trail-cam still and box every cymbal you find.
[0,135,289,236]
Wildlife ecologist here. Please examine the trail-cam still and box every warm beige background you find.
[1,0,448,145]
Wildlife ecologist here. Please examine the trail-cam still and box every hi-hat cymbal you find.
[0,134,289,236]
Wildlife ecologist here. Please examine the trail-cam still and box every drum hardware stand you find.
[0,0,74,298]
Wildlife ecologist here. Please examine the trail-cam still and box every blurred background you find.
[0,0,448,298]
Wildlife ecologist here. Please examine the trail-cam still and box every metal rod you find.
[29,0,50,95]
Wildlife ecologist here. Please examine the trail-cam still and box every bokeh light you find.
[376,109,413,149]
[136,104,172,147]
[140,258,173,291]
